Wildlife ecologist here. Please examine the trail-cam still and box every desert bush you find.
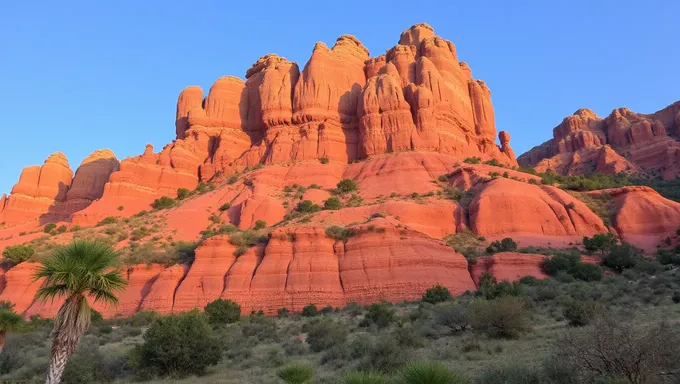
[319,157,329,164]
[583,233,617,257]
[305,320,348,352]
[2,244,34,264]
[325,226,358,242]
[470,297,530,338]
[176,188,190,200]
[360,302,395,329]
[219,203,231,211]
[486,237,518,253]
[569,262,603,282]
[603,243,642,272]
[435,302,469,333]
[132,310,221,377]
[477,273,521,300]
[253,219,267,230]
[556,313,680,383]
[540,253,602,281]
[340,371,390,384]
[463,157,481,164]
[43,223,57,233]
[152,196,176,210]
[302,304,319,317]
[337,178,359,193]
[62,336,115,383]
[396,360,469,384]
[277,363,314,384]
[96,216,118,226]
[357,337,407,373]
[476,363,541,384]
[204,299,241,325]
[296,200,322,213]
[442,186,462,201]
[324,197,342,210]
[563,300,597,326]
[422,285,451,304]
[229,229,268,248]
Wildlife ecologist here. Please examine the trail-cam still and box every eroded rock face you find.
[519,101,680,179]
[470,252,549,285]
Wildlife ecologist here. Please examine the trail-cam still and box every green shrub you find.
[361,302,395,329]
[583,233,617,257]
[193,182,209,194]
[43,223,57,233]
[319,157,329,164]
[253,220,267,230]
[656,249,680,266]
[672,291,680,304]
[603,243,642,272]
[277,308,289,318]
[176,188,190,200]
[323,197,342,210]
[396,360,469,384]
[438,174,449,182]
[55,225,67,234]
[569,262,603,282]
[540,253,602,281]
[296,200,321,213]
[341,371,390,384]
[435,302,469,333]
[62,337,114,384]
[306,320,348,352]
[152,196,176,210]
[70,225,81,232]
[2,244,35,264]
[486,238,518,253]
[227,175,238,184]
[422,285,451,304]
[358,337,407,373]
[302,304,319,317]
[133,310,221,377]
[442,186,462,201]
[229,229,268,248]
[219,203,231,211]
[478,273,521,300]
[470,297,530,338]
[204,299,241,324]
[325,226,357,242]
[277,363,314,384]
[563,300,597,327]
[337,179,358,193]
[463,157,481,164]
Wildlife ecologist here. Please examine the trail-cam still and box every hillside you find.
[1,23,680,318]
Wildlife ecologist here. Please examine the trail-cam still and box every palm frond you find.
[34,284,69,302]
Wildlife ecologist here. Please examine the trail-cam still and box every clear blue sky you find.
[1,1,678,194]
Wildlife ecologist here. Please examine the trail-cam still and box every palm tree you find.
[33,240,126,384]
[0,301,24,353]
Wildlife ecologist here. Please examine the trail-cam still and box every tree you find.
[603,243,641,272]
[361,302,395,329]
[486,238,518,253]
[557,313,680,383]
[152,196,176,210]
[563,300,597,327]
[277,363,314,384]
[0,302,23,353]
[396,360,469,384]
[134,310,221,378]
[302,304,319,317]
[203,298,241,324]
[583,233,617,257]
[336,179,358,194]
[435,302,469,333]
[422,285,451,304]
[176,188,190,200]
[253,220,267,230]
[323,197,342,210]
[33,240,127,384]
[470,297,530,339]
[2,244,34,264]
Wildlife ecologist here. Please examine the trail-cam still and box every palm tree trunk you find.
[0,330,5,354]
[44,295,88,384]
[45,339,74,384]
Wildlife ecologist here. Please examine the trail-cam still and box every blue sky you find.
[1,1,678,194]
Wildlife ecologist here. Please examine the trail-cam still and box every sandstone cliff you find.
[518,101,680,178]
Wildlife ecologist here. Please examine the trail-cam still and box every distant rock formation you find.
[518,101,680,178]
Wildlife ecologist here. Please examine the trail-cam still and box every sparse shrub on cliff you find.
[470,297,530,339]
[346,193,364,207]
[233,246,247,257]
[583,233,617,257]
[253,220,267,230]
[319,157,329,164]
[151,196,176,210]
[323,197,342,210]
[336,179,358,194]
[218,203,231,211]
[193,181,210,195]
[486,238,518,253]
[227,175,238,184]
[442,186,462,201]
[229,229,268,248]
[603,243,642,272]
[302,304,319,317]
[296,200,321,213]
[55,225,67,234]
[438,174,449,182]
[325,226,357,242]
[69,225,81,232]
[484,159,502,167]
[200,224,237,240]
[132,310,221,378]
[2,244,35,264]
[43,223,56,233]
[204,299,241,325]
[176,188,190,200]
[422,285,451,304]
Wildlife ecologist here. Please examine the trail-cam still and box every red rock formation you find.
[519,101,680,178]
[470,252,549,285]
[0,262,42,314]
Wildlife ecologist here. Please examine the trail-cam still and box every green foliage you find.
[276,363,314,384]
[62,337,114,384]
[470,297,530,339]
[541,253,602,281]
[193,181,210,195]
[341,371,390,384]
[2,244,35,264]
[437,174,449,182]
[55,225,67,234]
[361,302,395,329]
[152,196,176,210]
[396,360,469,384]
[253,220,267,230]
[176,188,190,200]
[133,310,221,377]
[70,225,81,232]
[483,159,502,167]
[486,238,518,253]
[325,226,357,242]
[463,157,481,164]
[478,273,521,300]
[657,249,680,266]
[44,223,57,233]
[296,200,322,213]
[323,197,342,210]
[435,302,469,333]
[337,179,358,194]
[302,304,319,317]
[603,243,642,272]
[204,299,241,324]
[422,285,451,304]
[200,224,238,240]
[563,300,597,326]
[442,186,462,201]
[569,262,603,282]
[305,320,348,352]
[96,216,118,226]
[227,175,239,184]
[319,157,329,164]
[583,233,617,257]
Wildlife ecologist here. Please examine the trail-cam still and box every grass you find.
[569,191,616,227]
